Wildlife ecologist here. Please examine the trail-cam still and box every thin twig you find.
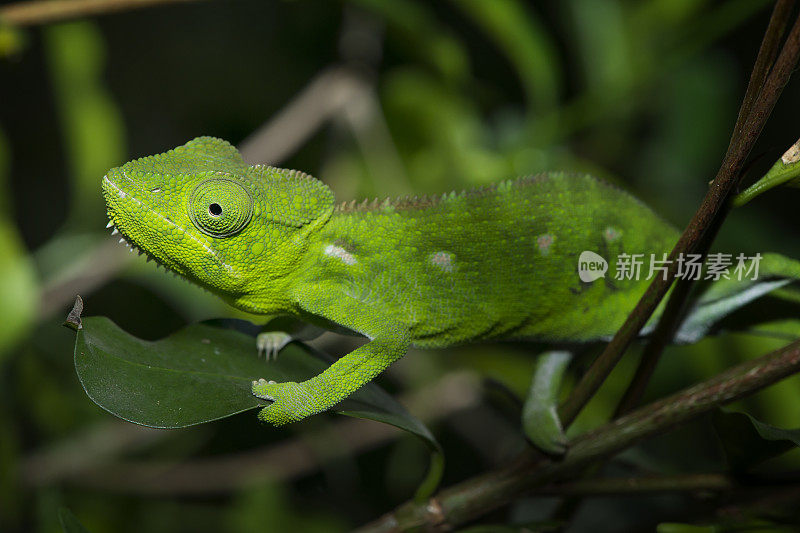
[38,238,131,318]
[534,473,736,496]
[558,1,800,427]
[0,0,203,26]
[614,210,728,416]
[237,67,371,165]
[357,338,800,532]
[617,0,799,416]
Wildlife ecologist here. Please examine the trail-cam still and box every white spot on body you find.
[603,226,622,242]
[324,244,357,265]
[430,251,454,272]
[536,234,554,255]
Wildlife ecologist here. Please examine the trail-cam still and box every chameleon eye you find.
[188,177,253,237]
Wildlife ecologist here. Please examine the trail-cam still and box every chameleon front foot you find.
[252,377,317,425]
[256,331,292,360]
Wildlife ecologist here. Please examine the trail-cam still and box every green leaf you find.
[73,316,444,496]
[0,128,38,363]
[713,408,800,472]
[742,318,800,342]
[675,253,800,343]
[44,21,126,230]
[522,351,571,455]
[453,0,560,113]
[58,507,91,533]
[72,315,439,442]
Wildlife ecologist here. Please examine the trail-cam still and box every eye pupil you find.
[209,203,222,217]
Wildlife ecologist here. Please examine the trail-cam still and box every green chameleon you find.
[102,137,771,425]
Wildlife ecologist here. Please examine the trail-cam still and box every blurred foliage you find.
[58,507,90,533]
[44,21,126,230]
[1,0,800,531]
[0,128,37,362]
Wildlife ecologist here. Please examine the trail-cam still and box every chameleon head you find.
[102,137,335,310]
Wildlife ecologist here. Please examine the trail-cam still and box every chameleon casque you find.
[102,136,681,425]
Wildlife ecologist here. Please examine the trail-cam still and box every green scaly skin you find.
[102,137,679,425]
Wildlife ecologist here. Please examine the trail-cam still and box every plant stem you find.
[558,0,800,427]
[534,473,735,496]
[614,209,728,416]
[0,0,203,26]
[357,338,800,532]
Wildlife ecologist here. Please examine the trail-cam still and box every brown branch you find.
[357,339,800,532]
[614,211,726,416]
[616,0,798,418]
[558,0,800,427]
[534,473,735,497]
[0,0,203,26]
[615,1,796,416]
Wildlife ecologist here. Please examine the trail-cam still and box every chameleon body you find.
[102,137,678,425]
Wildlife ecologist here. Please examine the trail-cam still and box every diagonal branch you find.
[358,338,800,532]
[559,1,800,426]
[616,0,799,417]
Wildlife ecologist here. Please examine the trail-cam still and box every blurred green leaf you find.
[568,0,634,95]
[453,0,560,113]
[351,0,469,83]
[656,524,715,533]
[0,221,39,356]
[522,350,571,455]
[44,21,126,229]
[0,129,38,362]
[713,408,800,472]
[228,481,347,533]
[675,253,800,343]
[743,319,800,342]
[0,24,26,57]
[58,507,91,533]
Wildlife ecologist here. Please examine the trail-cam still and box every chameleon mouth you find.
[103,218,176,272]
[104,215,189,279]
[102,174,186,277]
[102,173,233,280]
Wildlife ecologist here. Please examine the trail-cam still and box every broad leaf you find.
[713,408,800,472]
[71,316,441,492]
[675,253,800,343]
[73,315,434,433]
[522,350,571,455]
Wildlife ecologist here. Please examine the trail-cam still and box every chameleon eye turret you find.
[188,176,253,237]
